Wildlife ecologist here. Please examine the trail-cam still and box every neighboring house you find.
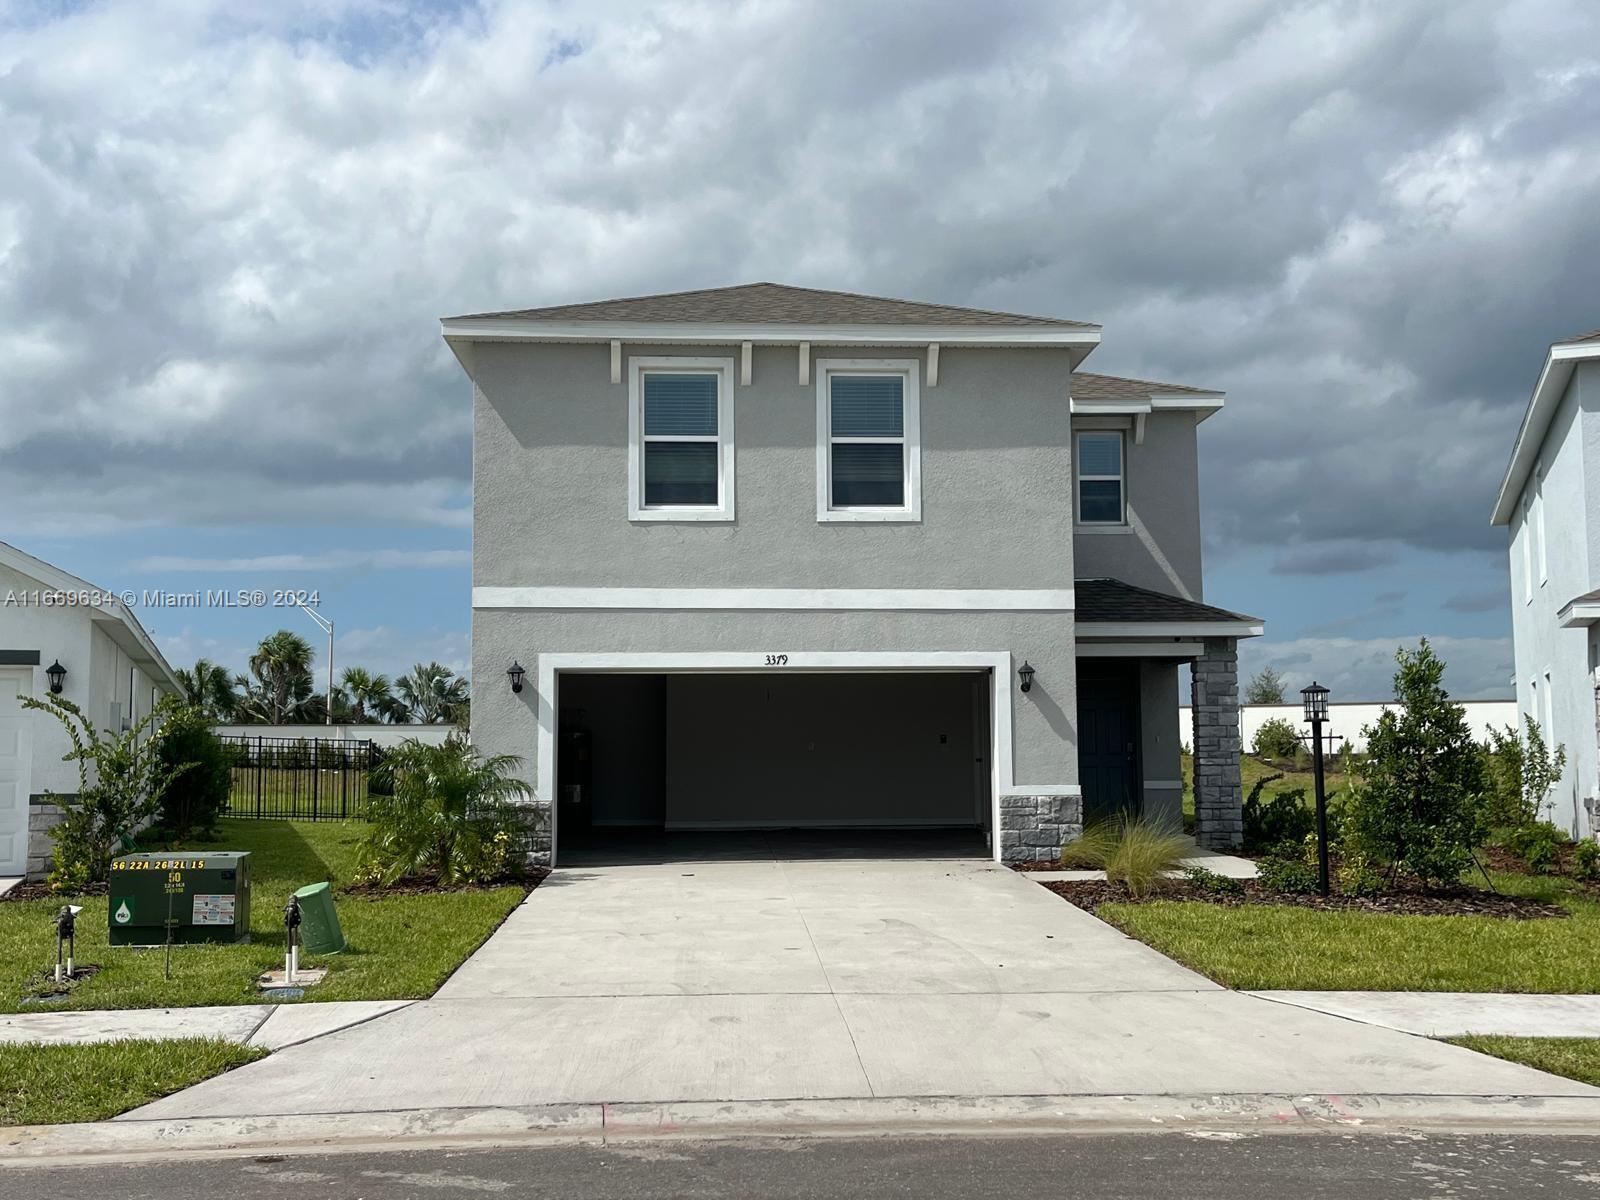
[445,283,1261,864]
[1492,328,1600,839]
[0,541,182,878]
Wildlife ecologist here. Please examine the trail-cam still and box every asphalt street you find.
[6,1130,1600,1199]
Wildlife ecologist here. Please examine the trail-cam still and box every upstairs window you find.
[816,360,921,522]
[1076,431,1125,524]
[628,357,735,521]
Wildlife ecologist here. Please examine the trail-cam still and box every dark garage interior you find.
[555,671,992,862]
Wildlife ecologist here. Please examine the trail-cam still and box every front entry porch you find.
[1074,578,1264,849]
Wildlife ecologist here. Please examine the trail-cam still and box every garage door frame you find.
[537,651,1024,865]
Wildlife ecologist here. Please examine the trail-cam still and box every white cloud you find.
[1240,634,1514,702]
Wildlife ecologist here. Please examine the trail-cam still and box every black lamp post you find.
[45,660,66,695]
[506,661,526,694]
[1017,661,1035,693]
[1301,680,1331,897]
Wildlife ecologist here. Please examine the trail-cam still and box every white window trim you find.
[1075,429,1126,526]
[627,356,735,522]
[1522,494,1534,603]
[815,358,921,523]
[1535,467,1548,586]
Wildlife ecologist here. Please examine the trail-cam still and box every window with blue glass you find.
[642,372,720,507]
[824,372,913,512]
[1076,430,1125,524]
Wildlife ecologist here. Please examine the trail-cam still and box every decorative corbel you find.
[609,340,621,385]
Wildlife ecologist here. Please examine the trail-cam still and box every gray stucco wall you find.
[1070,410,1205,599]
[471,341,1077,590]
[1509,361,1599,836]
[1137,659,1183,827]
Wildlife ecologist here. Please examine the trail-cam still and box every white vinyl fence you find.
[1177,700,1520,754]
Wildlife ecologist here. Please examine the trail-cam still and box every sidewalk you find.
[1251,991,1600,1038]
[0,1000,412,1051]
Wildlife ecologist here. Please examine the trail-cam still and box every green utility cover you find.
[108,852,252,946]
[292,881,346,955]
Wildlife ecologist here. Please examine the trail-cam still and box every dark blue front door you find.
[1077,661,1140,827]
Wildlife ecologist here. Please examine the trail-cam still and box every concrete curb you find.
[7,1093,1600,1165]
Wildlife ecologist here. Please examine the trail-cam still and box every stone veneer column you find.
[1190,638,1243,850]
[999,794,1083,863]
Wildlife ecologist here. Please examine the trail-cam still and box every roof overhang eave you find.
[441,317,1101,364]
[1070,392,1226,422]
[1075,619,1265,639]
[1558,601,1600,629]
[1491,341,1600,525]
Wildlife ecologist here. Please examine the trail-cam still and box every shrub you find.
[20,694,193,891]
[1505,821,1568,875]
[1258,854,1319,895]
[152,707,231,841]
[359,735,533,886]
[1103,815,1191,897]
[1251,717,1301,760]
[1336,849,1386,898]
[1483,717,1567,830]
[1574,840,1600,882]
[1346,640,1490,887]
[1243,785,1314,854]
[1183,865,1244,896]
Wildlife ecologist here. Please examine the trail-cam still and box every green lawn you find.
[1448,1037,1600,1087]
[1097,872,1600,993]
[0,1038,267,1124]
[0,819,528,1012]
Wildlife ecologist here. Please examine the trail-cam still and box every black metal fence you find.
[220,735,377,820]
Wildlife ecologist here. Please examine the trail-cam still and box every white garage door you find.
[0,669,33,875]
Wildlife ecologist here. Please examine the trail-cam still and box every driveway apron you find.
[127,849,1598,1118]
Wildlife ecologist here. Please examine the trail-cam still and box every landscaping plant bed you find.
[340,867,549,899]
[1479,843,1600,892]
[0,881,107,904]
[1043,878,1570,920]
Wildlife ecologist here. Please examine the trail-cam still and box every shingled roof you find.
[1075,578,1260,628]
[451,282,1098,329]
[1071,371,1222,400]
[1563,329,1600,343]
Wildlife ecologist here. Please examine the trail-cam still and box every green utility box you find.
[108,852,252,946]
[292,881,345,955]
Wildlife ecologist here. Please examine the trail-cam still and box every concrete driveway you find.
[130,842,1597,1119]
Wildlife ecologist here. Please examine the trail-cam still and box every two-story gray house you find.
[445,284,1260,864]
[1492,329,1600,840]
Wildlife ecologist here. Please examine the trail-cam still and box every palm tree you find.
[340,667,392,724]
[395,662,470,725]
[248,630,315,725]
[175,658,237,720]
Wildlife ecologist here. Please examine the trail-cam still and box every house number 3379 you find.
[764,654,789,666]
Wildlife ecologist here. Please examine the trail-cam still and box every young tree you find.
[21,694,193,890]
[1348,639,1489,886]
[1484,716,1567,829]
[1245,665,1287,705]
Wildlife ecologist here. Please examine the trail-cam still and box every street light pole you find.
[1302,681,1331,897]
[293,600,334,727]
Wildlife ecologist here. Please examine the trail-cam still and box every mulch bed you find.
[339,867,549,898]
[0,881,107,904]
[1479,843,1600,893]
[1043,878,1570,920]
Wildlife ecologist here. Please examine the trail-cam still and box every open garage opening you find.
[553,671,994,865]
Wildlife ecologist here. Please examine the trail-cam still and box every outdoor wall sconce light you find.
[506,661,526,694]
[45,660,66,694]
[1017,661,1035,693]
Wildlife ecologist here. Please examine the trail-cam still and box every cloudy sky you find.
[3,0,1597,698]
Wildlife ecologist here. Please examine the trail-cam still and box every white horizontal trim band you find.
[999,785,1082,798]
[475,586,1075,612]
